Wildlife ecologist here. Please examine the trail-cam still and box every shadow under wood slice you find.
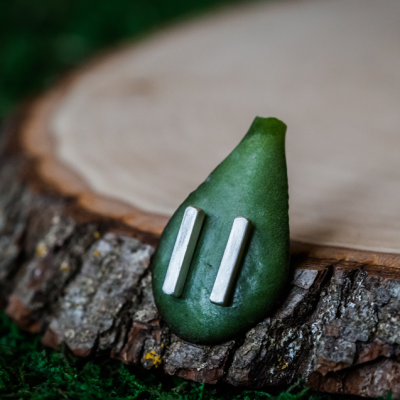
[0,161,31,306]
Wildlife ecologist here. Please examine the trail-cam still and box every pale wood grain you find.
[21,0,400,256]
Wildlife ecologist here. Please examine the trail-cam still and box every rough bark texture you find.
[1,115,400,398]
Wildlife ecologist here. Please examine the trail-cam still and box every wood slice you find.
[1,0,400,397]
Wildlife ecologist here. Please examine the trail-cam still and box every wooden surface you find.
[22,0,400,258]
[2,0,400,397]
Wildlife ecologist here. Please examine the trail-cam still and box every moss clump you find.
[1,311,376,400]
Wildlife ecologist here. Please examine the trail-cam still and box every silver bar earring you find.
[210,217,251,306]
[162,206,205,297]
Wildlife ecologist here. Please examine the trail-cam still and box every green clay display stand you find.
[152,117,290,344]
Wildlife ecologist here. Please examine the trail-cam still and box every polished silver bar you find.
[162,206,205,297]
[210,217,251,306]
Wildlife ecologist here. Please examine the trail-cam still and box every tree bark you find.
[1,113,400,399]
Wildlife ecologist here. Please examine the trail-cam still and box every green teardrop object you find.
[152,117,290,344]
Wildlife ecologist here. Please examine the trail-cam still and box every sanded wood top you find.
[21,0,400,260]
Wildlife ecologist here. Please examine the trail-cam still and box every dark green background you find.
[0,0,240,119]
[0,0,391,398]
[153,118,291,344]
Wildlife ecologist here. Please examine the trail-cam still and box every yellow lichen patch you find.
[93,249,100,257]
[60,261,70,273]
[35,242,47,257]
[144,350,162,368]
[93,231,101,239]
[277,358,289,370]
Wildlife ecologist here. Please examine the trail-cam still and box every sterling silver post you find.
[210,217,251,306]
[162,206,205,297]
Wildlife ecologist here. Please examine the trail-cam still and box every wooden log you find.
[1,0,400,397]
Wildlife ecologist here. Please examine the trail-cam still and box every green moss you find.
[0,311,378,400]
